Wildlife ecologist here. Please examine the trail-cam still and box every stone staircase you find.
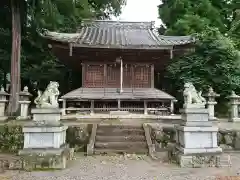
[94,125,148,154]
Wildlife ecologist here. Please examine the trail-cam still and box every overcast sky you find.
[112,0,162,27]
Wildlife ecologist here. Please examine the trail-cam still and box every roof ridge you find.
[82,19,155,24]
[81,19,154,29]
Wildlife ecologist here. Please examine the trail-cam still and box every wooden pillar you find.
[62,99,66,116]
[170,100,174,115]
[90,100,94,115]
[120,59,123,93]
[104,64,107,87]
[118,100,121,111]
[170,49,173,59]
[151,64,154,88]
[144,100,148,115]
[82,63,85,87]
[131,65,134,88]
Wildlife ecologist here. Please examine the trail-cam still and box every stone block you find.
[175,152,221,168]
[181,121,213,127]
[19,145,72,170]
[32,108,61,122]
[23,125,67,149]
[109,111,130,115]
[234,132,240,149]
[181,108,209,122]
[175,125,221,154]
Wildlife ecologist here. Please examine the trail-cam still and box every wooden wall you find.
[83,63,152,88]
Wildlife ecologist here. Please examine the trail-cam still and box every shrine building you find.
[43,20,195,115]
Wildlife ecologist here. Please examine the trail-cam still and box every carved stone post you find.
[229,91,240,122]
[17,86,32,120]
[0,87,9,121]
[205,87,220,121]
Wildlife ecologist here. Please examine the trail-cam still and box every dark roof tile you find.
[43,20,195,49]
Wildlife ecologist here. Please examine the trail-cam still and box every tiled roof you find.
[61,88,176,100]
[43,20,195,49]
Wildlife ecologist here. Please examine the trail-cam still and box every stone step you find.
[96,135,146,142]
[217,154,232,167]
[94,148,148,155]
[96,129,145,136]
[95,142,147,149]
[98,125,143,129]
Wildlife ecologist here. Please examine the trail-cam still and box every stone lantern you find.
[0,86,9,121]
[205,87,220,121]
[229,91,240,122]
[17,86,32,120]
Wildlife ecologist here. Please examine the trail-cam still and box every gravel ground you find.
[1,153,240,180]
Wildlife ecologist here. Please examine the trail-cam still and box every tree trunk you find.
[8,0,21,115]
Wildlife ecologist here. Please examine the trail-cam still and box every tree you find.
[8,0,24,115]
[158,0,235,35]
[166,28,240,113]
[0,0,126,115]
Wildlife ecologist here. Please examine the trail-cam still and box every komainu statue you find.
[34,81,60,108]
[183,82,206,107]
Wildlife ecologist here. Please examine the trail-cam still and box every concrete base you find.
[19,144,73,170]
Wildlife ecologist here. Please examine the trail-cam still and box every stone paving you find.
[1,153,240,180]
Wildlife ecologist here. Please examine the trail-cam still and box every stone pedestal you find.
[229,91,240,122]
[19,108,71,170]
[32,108,61,123]
[173,106,222,167]
[0,87,9,121]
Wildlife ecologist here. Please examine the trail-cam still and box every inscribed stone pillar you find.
[17,86,32,120]
[0,87,9,121]
[229,91,240,122]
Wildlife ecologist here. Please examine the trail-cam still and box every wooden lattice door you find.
[85,65,104,87]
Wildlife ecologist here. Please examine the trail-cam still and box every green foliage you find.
[159,0,227,35]
[0,125,24,153]
[159,0,240,114]
[66,126,90,152]
[166,28,240,110]
[0,125,90,153]
[0,0,125,95]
